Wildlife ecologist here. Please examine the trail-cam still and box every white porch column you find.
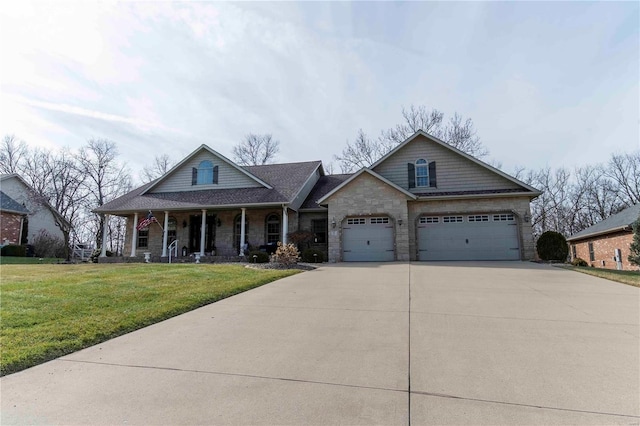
[130,212,139,257]
[282,205,288,245]
[100,214,109,257]
[161,211,169,257]
[239,207,246,256]
[200,210,207,256]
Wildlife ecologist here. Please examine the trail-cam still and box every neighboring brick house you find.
[0,174,70,245]
[96,131,541,262]
[567,203,640,271]
[0,190,29,245]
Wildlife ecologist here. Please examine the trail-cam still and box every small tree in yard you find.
[628,216,640,267]
[536,231,569,261]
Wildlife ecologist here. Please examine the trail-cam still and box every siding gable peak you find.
[142,145,272,194]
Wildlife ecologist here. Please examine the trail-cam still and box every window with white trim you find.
[415,159,429,187]
[469,215,489,222]
[443,216,463,223]
[266,214,281,244]
[346,218,366,225]
[419,217,439,224]
[370,217,389,224]
[197,160,214,185]
[138,226,149,248]
[493,214,515,221]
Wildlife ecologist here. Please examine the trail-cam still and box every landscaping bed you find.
[0,263,300,375]
[558,265,640,287]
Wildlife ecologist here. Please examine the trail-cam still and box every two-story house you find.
[96,131,541,262]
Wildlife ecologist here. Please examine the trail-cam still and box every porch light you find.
[331,217,336,228]
[182,220,188,228]
[398,219,403,226]
[524,212,531,223]
[217,218,222,227]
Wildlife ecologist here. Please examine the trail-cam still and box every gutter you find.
[94,201,294,215]
[566,225,633,242]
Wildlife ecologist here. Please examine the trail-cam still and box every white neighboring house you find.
[0,174,69,245]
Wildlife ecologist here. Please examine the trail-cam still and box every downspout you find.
[18,215,25,245]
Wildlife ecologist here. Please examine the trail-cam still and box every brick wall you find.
[570,232,635,270]
[325,173,410,262]
[0,212,23,245]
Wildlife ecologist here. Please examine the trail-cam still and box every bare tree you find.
[605,152,640,206]
[233,134,280,166]
[0,134,27,174]
[141,154,174,183]
[335,105,488,173]
[76,139,132,249]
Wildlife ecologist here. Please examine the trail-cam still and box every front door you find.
[189,214,217,253]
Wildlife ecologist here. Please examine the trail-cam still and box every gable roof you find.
[317,168,417,205]
[567,203,640,241]
[0,190,29,214]
[142,145,272,194]
[300,174,352,210]
[0,174,70,227]
[95,160,323,214]
[371,130,541,196]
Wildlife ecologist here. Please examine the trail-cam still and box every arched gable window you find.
[192,160,219,185]
[265,214,281,244]
[415,159,429,187]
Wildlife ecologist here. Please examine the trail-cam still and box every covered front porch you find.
[100,206,294,260]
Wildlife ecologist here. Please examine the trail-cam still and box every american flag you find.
[137,211,158,230]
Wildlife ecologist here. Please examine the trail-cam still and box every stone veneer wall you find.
[408,196,535,261]
[122,208,298,258]
[325,173,410,262]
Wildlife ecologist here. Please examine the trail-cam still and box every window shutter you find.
[428,161,437,187]
[192,167,197,185]
[212,165,219,184]
[408,163,415,189]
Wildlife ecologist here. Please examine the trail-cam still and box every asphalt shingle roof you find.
[96,161,322,214]
[567,203,640,241]
[300,174,352,209]
[0,191,29,214]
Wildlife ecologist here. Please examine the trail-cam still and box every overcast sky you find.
[1,1,638,183]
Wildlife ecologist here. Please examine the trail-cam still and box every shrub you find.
[629,216,640,266]
[248,250,269,263]
[301,249,324,263]
[287,230,314,250]
[0,245,27,257]
[270,242,300,266]
[90,248,113,263]
[32,230,66,258]
[571,257,588,267]
[536,231,569,261]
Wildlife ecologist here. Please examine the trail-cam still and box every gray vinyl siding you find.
[289,168,321,211]
[372,134,522,194]
[150,151,264,193]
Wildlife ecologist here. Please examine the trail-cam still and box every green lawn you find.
[0,263,300,375]
[560,265,640,287]
[0,256,66,264]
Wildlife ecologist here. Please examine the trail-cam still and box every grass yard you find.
[560,265,640,287]
[0,263,300,375]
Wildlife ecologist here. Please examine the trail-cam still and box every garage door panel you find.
[343,217,394,262]
[418,214,520,261]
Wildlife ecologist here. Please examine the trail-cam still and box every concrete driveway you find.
[2,262,639,425]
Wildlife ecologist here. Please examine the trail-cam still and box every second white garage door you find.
[343,217,394,262]
[418,213,520,261]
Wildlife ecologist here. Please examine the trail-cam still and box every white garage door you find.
[343,217,394,262]
[418,213,520,261]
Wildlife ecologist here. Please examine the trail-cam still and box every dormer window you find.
[408,159,437,189]
[192,160,219,185]
[415,159,428,187]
